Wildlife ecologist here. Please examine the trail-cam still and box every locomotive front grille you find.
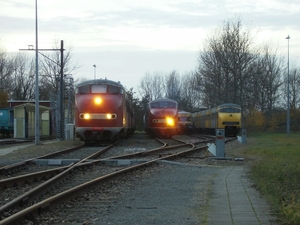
[222,122,240,125]
[152,119,166,123]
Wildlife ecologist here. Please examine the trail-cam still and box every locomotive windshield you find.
[77,84,123,94]
[179,117,191,121]
[77,85,90,94]
[219,107,241,113]
[151,101,177,108]
[91,84,107,93]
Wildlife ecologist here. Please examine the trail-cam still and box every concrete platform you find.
[0,143,35,156]
[0,140,58,156]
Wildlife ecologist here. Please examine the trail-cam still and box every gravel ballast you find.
[1,134,277,224]
[100,163,216,225]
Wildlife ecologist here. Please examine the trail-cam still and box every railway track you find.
[0,143,85,176]
[0,133,236,224]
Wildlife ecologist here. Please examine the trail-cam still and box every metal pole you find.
[35,0,40,144]
[93,64,96,79]
[286,35,290,135]
[60,40,64,140]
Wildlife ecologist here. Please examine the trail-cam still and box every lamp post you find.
[35,0,40,144]
[93,64,96,79]
[286,35,290,135]
[21,2,65,142]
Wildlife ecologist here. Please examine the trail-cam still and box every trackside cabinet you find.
[215,129,225,157]
[238,129,247,144]
[241,129,247,143]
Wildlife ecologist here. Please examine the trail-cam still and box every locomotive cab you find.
[144,98,178,137]
[75,79,135,143]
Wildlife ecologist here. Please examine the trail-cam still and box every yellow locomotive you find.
[192,103,241,136]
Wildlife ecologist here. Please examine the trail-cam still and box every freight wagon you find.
[0,108,14,137]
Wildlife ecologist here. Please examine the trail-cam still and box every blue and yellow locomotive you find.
[193,103,241,136]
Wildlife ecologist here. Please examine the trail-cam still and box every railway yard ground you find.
[1,133,293,225]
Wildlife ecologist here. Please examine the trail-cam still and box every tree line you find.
[136,18,300,132]
[1,18,300,132]
[0,40,78,104]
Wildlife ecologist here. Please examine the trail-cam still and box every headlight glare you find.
[94,97,102,105]
[166,117,175,126]
[84,114,90,119]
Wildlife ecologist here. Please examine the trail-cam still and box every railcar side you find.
[0,108,14,137]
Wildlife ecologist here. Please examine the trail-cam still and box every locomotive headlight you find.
[84,113,90,119]
[166,117,175,126]
[106,114,117,119]
[94,97,102,105]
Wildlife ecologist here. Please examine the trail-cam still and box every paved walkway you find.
[0,140,58,156]
[0,143,34,156]
[207,165,277,225]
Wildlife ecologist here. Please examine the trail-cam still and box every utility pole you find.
[20,40,65,140]
[286,35,290,136]
[60,40,65,140]
[93,64,96,79]
[34,0,39,144]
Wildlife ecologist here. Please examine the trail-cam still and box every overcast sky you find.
[0,0,299,90]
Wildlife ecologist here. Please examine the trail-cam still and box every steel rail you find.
[0,144,85,175]
[0,139,171,189]
[0,144,206,225]
[0,140,123,215]
[0,136,231,191]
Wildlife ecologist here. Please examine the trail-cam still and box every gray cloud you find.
[72,49,199,88]
[33,1,300,38]
[1,0,299,89]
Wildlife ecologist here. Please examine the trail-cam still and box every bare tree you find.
[10,53,35,100]
[0,48,14,95]
[164,70,181,101]
[197,17,259,109]
[39,40,79,100]
[283,66,300,112]
[138,72,164,101]
[0,91,9,107]
[179,71,203,112]
[254,45,283,118]
[290,67,300,110]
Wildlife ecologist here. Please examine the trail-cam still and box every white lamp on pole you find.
[93,64,97,79]
[286,35,290,135]
[35,0,40,144]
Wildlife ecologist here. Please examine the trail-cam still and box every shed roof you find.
[14,103,49,113]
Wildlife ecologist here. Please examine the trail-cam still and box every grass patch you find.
[245,132,300,225]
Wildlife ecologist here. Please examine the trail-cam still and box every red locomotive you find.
[178,110,194,134]
[75,79,135,143]
[144,98,178,137]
